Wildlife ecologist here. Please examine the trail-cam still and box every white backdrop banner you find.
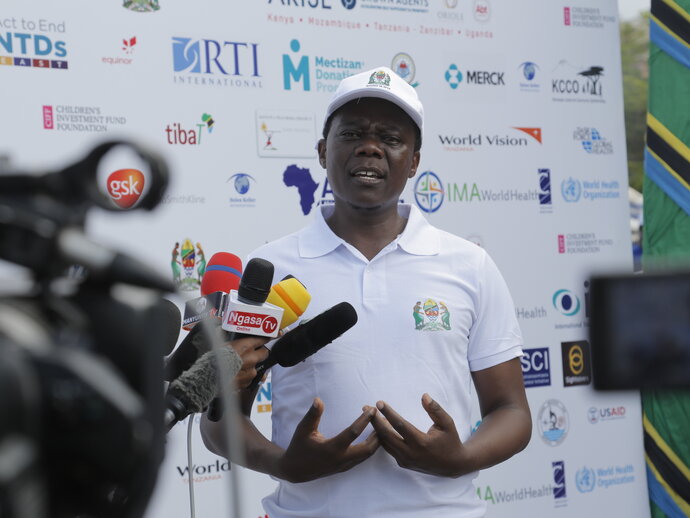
[0,1,648,517]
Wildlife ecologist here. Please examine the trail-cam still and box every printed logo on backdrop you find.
[436,0,462,24]
[573,127,613,154]
[444,64,505,89]
[0,17,68,69]
[42,105,126,132]
[552,282,590,329]
[515,304,547,321]
[521,347,551,388]
[123,0,160,12]
[538,399,569,446]
[414,171,444,213]
[552,461,567,506]
[576,464,635,492]
[413,299,451,331]
[391,53,419,87]
[518,61,540,92]
[283,38,365,93]
[560,177,621,202]
[227,173,256,208]
[165,114,214,145]
[172,239,206,291]
[561,340,592,387]
[551,61,605,103]
[176,459,229,484]
[538,168,553,213]
[477,483,554,505]
[171,36,261,88]
[107,169,144,209]
[255,381,272,413]
[558,233,614,254]
[588,405,626,424]
[438,127,541,152]
[563,6,616,29]
[473,0,491,22]
[283,164,320,215]
[101,36,136,65]
[256,110,317,158]
[358,0,430,13]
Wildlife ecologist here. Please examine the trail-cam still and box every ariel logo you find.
[413,298,451,331]
[368,70,391,87]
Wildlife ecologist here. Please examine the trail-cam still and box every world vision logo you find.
[107,169,144,209]
[413,298,451,331]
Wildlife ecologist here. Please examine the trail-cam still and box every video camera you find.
[0,141,174,518]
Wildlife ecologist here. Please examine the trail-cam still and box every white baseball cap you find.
[324,66,424,135]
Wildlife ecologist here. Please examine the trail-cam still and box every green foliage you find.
[621,12,649,192]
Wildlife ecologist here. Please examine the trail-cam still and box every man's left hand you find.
[369,394,467,478]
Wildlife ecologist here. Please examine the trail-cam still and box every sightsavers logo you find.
[282,38,365,93]
[107,169,145,209]
[172,36,262,88]
[0,17,68,70]
[561,340,592,387]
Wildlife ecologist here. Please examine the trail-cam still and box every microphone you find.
[182,252,242,330]
[221,258,283,339]
[58,227,175,292]
[157,298,182,356]
[164,347,243,432]
[247,302,358,390]
[266,275,311,329]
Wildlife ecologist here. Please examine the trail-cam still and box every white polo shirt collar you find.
[298,203,441,258]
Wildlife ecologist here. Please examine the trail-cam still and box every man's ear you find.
[317,139,327,169]
[409,150,421,179]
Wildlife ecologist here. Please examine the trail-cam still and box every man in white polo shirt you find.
[201,66,531,518]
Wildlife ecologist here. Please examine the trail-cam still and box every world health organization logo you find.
[414,171,444,213]
[576,466,596,493]
[561,177,582,202]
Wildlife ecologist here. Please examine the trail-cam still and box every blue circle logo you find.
[520,61,538,81]
[576,466,596,493]
[561,177,582,202]
[552,289,581,316]
[229,173,255,195]
[414,171,444,213]
[341,0,356,8]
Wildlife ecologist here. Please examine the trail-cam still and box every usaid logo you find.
[520,347,551,388]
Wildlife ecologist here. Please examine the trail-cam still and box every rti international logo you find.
[165,114,215,145]
[172,36,262,88]
[438,127,541,151]
[538,399,569,447]
[575,464,635,493]
[551,61,605,103]
[42,105,127,132]
[573,127,613,154]
[518,61,540,92]
[0,17,68,69]
[521,347,551,388]
[282,38,365,93]
[227,173,256,208]
[564,6,616,29]
[561,177,621,202]
[561,340,592,387]
[444,63,505,89]
[552,461,568,507]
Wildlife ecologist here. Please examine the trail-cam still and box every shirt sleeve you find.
[467,250,523,372]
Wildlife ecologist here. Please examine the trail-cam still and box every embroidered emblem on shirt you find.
[413,298,451,331]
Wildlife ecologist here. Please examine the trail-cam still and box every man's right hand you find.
[275,397,379,483]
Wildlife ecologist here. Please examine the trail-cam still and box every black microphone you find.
[164,348,242,432]
[164,322,229,382]
[158,298,182,356]
[247,302,358,391]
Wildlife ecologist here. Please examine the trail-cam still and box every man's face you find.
[318,97,420,213]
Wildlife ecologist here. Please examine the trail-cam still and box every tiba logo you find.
[413,298,451,331]
[172,239,206,291]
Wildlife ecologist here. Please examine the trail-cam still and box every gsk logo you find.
[107,169,145,209]
[283,39,310,91]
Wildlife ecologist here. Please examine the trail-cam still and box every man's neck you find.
[325,202,407,261]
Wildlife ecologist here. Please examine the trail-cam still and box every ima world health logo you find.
[414,171,444,213]
[172,36,262,88]
[0,17,68,69]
